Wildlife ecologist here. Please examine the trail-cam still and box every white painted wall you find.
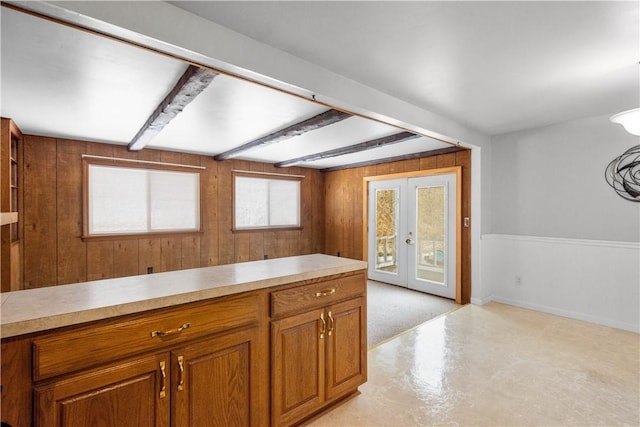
[491,114,639,242]
[484,114,640,331]
[482,235,639,332]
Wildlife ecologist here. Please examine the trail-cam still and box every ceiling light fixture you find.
[606,108,640,202]
[610,108,640,136]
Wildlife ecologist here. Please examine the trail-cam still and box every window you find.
[83,158,201,237]
[234,173,301,230]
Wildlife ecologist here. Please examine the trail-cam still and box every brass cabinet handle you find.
[319,312,326,339]
[159,360,167,398]
[177,355,185,391]
[315,288,336,297]
[327,311,334,336]
[151,322,191,337]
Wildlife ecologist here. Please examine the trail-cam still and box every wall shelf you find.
[1,212,18,226]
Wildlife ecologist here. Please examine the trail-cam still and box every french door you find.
[367,173,458,300]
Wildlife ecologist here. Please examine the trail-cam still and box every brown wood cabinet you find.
[34,327,261,427]
[270,273,367,426]
[2,291,269,427]
[172,328,259,427]
[35,353,171,427]
[1,265,367,427]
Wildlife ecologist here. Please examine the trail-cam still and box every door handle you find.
[405,238,414,245]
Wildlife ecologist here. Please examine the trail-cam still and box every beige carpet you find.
[367,280,458,347]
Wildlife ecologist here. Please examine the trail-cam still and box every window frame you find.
[82,157,204,241]
[232,171,303,232]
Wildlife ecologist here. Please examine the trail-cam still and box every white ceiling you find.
[2,1,638,170]
[1,5,449,169]
[170,1,640,136]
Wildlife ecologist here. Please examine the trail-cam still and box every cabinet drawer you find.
[33,293,259,381]
[271,273,365,318]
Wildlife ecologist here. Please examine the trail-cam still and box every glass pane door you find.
[407,174,456,299]
[368,179,407,286]
[375,188,398,274]
[367,173,457,300]
[416,185,446,284]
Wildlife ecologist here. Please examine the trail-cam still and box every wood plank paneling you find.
[436,152,456,168]
[352,167,365,260]
[404,158,421,172]
[200,157,218,267]
[311,170,325,254]
[217,161,234,265]
[388,161,404,174]
[17,136,325,289]
[86,241,114,281]
[113,239,138,278]
[234,233,251,263]
[323,172,339,257]
[160,237,181,272]
[343,169,356,259]
[419,156,438,170]
[23,135,57,288]
[375,163,390,176]
[181,235,200,270]
[138,238,161,275]
[56,139,86,284]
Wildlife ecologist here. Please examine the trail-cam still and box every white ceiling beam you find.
[128,65,218,151]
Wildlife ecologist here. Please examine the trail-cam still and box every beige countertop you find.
[0,254,367,339]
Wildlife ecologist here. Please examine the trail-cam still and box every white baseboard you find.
[491,296,639,334]
[481,234,639,334]
[470,296,493,306]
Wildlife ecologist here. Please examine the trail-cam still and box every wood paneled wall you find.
[19,136,324,288]
[323,150,472,303]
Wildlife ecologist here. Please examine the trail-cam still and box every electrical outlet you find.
[515,275,523,286]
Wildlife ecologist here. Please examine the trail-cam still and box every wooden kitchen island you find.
[0,254,368,427]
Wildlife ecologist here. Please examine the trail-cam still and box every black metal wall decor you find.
[605,144,640,202]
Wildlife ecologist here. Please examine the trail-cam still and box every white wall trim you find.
[481,233,639,333]
[471,296,493,306]
[491,296,639,333]
[481,233,640,250]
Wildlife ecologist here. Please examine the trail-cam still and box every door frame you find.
[363,167,462,304]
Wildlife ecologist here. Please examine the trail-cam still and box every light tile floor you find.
[310,302,640,426]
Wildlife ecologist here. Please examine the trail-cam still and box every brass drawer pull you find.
[159,360,167,398]
[177,355,185,391]
[151,322,191,337]
[327,311,334,336]
[320,312,326,339]
[315,288,336,297]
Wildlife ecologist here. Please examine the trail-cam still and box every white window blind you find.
[234,175,300,229]
[88,164,200,235]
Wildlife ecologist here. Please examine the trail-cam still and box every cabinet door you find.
[35,353,170,427]
[172,327,261,427]
[325,297,367,400]
[271,309,325,427]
